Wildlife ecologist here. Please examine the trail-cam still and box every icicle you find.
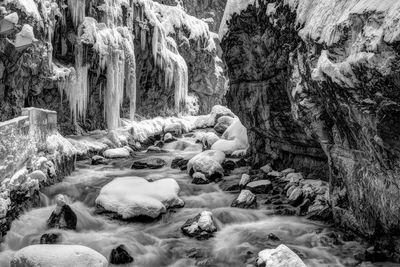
[68,0,85,28]
[141,28,146,50]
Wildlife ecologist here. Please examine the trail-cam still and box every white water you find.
[0,134,395,267]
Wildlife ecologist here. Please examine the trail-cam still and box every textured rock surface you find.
[220,0,400,255]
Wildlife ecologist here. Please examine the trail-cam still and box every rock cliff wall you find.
[220,0,400,257]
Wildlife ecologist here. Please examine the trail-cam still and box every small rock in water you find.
[163,132,176,143]
[171,157,189,170]
[267,233,280,241]
[257,244,306,267]
[231,190,257,209]
[288,188,303,207]
[110,245,134,265]
[40,233,62,244]
[91,155,107,165]
[192,172,209,184]
[222,160,236,171]
[181,211,217,240]
[260,164,273,174]
[267,171,282,179]
[239,173,251,188]
[47,194,77,230]
[131,158,166,169]
[246,180,272,194]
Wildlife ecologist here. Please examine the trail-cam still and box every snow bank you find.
[11,244,108,267]
[96,177,184,218]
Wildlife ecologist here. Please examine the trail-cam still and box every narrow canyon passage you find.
[0,131,396,266]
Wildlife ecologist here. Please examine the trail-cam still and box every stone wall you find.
[220,0,400,258]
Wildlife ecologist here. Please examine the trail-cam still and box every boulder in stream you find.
[163,132,176,143]
[187,150,225,180]
[96,177,184,219]
[110,245,134,265]
[239,174,251,188]
[181,211,217,240]
[257,244,306,267]
[10,245,108,267]
[47,194,77,230]
[231,190,257,209]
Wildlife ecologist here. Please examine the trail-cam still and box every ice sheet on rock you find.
[95,177,183,218]
[11,244,108,267]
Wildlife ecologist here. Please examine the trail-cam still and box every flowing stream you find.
[0,134,397,267]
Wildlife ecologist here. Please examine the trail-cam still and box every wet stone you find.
[110,245,134,265]
[91,155,107,165]
[40,233,62,244]
[246,180,272,194]
[231,190,257,209]
[131,158,166,169]
[192,172,209,185]
[222,160,236,171]
[181,211,217,240]
[288,188,304,207]
[171,157,189,170]
[47,195,77,230]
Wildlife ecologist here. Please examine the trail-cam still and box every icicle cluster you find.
[58,43,89,124]
[79,17,136,129]
[68,0,85,28]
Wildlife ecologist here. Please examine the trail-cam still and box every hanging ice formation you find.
[57,43,89,124]
[54,0,212,129]
[133,0,189,112]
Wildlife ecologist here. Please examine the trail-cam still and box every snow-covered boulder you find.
[181,211,217,240]
[257,244,306,267]
[208,105,235,126]
[214,115,234,134]
[103,148,131,158]
[47,194,77,230]
[96,177,184,219]
[10,245,108,267]
[187,150,225,179]
[211,118,248,155]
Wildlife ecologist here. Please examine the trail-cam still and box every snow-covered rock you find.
[103,148,131,158]
[10,244,108,267]
[181,211,217,240]
[192,172,209,184]
[192,131,220,147]
[187,150,225,179]
[214,115,234,134]
[257,244,306,267]
[211,118,248,155]
[96,177,184,219]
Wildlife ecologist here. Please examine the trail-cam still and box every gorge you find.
[0,0,400,266]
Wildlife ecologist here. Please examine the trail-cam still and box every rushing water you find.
[0,135,397,267]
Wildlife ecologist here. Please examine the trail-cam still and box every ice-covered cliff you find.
[220,0,400,258]
[0,0,226,133]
